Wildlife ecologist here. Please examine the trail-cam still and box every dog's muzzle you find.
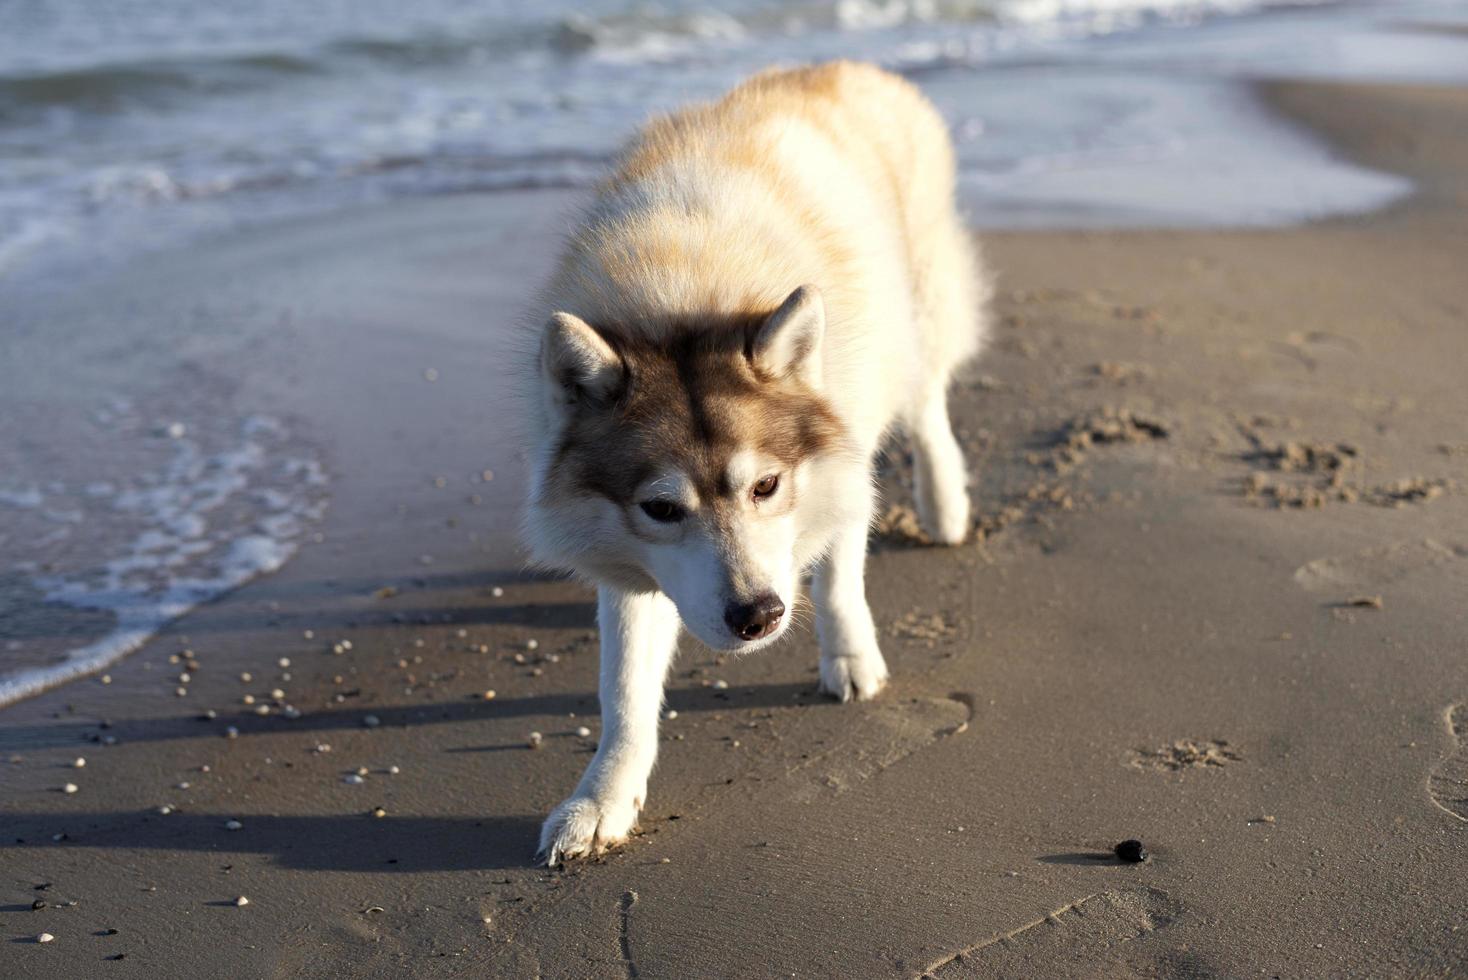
[724,593,785,641]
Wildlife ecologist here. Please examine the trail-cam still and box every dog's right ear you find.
[541,312,623,407]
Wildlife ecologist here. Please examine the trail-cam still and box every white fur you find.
[522,63,990,864]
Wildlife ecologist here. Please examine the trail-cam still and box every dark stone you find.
[1115,839,1148,863]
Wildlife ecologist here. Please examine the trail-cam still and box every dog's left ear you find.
[749,285,823,385]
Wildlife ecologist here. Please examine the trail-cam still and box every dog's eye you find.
[639,500,684,523]
[751,474,779,501]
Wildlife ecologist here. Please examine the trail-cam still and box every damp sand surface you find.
[4,77,1468,977]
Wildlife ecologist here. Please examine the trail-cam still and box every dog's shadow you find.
[6,810,543,872]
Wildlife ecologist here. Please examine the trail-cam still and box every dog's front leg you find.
[814,511,890,702]
[538,586,680,865]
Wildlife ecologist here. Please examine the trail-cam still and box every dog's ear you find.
[542,312,623,406]
[750,285,824,385]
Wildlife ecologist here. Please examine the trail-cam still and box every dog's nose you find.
[724,594,785,641]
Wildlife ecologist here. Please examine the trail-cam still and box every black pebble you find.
[1115,839,1148,863]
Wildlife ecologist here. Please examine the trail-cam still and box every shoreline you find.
[4,74,1468,975]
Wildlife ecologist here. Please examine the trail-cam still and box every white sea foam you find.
[0,415,327,706]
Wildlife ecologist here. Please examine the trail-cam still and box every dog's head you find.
[525,285,865,652]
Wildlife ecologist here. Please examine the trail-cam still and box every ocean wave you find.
[0,0,1331,119]
[0,415,328,707]
[0,52,318,120]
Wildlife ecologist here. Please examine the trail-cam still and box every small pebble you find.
[575,726,592,738]
[100,674,112,685]
[225,726,239,739]
[665,710,678,720]
[72,757,86,768]
[362,715,381,728]
[1115,839,1148,863]
[200,764,211,773]
[37,932,54,944]
[242,695,255,705]
[159,805,174,815]
[491,586,504,598]
[62,783,78,794]
[178,672,191,683]
[224,819,243,831]
[277,657,291,668]
[314,744,332,753]
[202,709,217,720]
[482,690,497,700]
[340,640,353,651]
[527,732,543,749]
[234,896,249,907]
[387,765,400,775]
[102,735,117,746]
[176,782,191,790]
[239,672,252,683]
[526,639,539,651]
[32,899,46,910]
[254,705,270,716]
[175,687,188,698]
[713,679,729,690]
[355,766,369,776]
[370,806,387,818]
[270,688,285,699]
[303,630,315,639]
[344,774,365,785]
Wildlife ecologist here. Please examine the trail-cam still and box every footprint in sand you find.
[1429,704,1468,824]
[1294,538,1466,596]
[919,887,1182,979]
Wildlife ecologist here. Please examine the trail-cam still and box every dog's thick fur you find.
[522,61,989,864]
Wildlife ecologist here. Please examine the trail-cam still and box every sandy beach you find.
[4,70,1468,978]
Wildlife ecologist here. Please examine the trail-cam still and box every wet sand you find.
[4,78,1468,977]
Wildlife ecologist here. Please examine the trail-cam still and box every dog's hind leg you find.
[909,382,971,545]
[814,500,890,702]
[539,586,680,865]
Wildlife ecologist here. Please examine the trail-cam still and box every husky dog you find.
[522,62,988,864]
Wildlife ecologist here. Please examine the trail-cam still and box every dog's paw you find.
[920,492,970,547]
[819,648,890,703]
[538,793,640,866]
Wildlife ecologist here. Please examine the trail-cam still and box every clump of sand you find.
[1130,738,1241,772]
[1240,439,1454,509]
